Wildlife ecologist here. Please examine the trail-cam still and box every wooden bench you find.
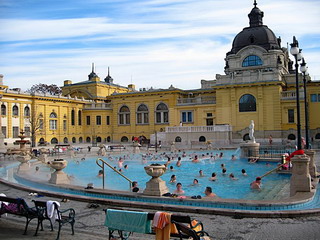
[0,196,38,235]
[104,209,209,240]
[107,145,126,151]
[33,200,75,240]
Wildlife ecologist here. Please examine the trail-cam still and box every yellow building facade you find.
[1,3,320,147]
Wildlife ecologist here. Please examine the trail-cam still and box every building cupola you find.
[227,0,281,55]
[104,67,114,83]
[248,0,264,27]
[88,63,100,81]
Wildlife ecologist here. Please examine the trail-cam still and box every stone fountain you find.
[49,159,70,184]
[143,164,169,196]
[14,131,32,172]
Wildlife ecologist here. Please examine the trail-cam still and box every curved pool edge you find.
[1,176,319,218]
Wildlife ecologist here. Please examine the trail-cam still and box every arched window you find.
[243,133,250,141]
[119,105,130,125]
[49,112,57,118]
[39,138,45,144]
[79,137,83,143]
[288,134,296,140]
[86,137,91,143]
[71,109,75,125]
[199,136,206,142]
[72,137,76,143]
[121,136,128,142]
[136,104,149,124]
[12,105,19,116]
[239,94,256,112]
[175,136,182,142]
[51,138,58,144]
[78,110,82,125]
[155,103,169,124]
[24,106,30,117]
[63,137,68,143]
[106,136,111,142]
[1,104,6,115]
[96,136,102,143]
[49,112,58,130]
[315,133,320,140]
[242,55,263,67]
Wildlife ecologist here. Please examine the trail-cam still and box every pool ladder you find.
[96,158,133,190]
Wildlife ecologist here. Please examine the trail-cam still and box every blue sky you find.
[1,0,319,90]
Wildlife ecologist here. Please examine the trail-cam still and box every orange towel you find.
[154,212,172,240]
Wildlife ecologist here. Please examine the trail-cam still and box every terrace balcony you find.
[281,90,304,100]
[165,125,232,133]
[177,96,216,106]
[83,103,112,110]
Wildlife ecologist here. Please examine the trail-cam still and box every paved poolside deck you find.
[1,147,320,239]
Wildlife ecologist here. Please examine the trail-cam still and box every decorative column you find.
[304,149,318,178]
[290,154,312,196]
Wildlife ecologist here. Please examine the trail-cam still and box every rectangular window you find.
[311,94,317,102]
[49,120,57,130]
[181,111,193,123]
[86,116,91,125]
[13,127,19,138]
[1,126,6,138]
[288,109,294,123]
[39,119,44,130]
[63,120,67,131]
[96,116,101,125]
[24,127,30,137]
[207,113,212,117]
[106,116,110,125]
[206,119,214,126]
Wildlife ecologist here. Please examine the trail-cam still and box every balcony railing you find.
[84,103,112,110]
[165,125,232,133]
[177,96,216,106]
[281,90,304,100]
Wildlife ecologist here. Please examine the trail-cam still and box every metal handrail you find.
[260,163,286,179]
[96,158,133,190]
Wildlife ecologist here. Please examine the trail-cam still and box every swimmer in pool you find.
[192,155,200,163]
[170,174,177,183]
[204,186,217,198]
[97,170,103,177]
[209,172,217,181]
[199,170,205,177]
[242,169,247,176]
[173,183,185,195]
[176,157,182,167]
[250,177,262,189]
[229,173,238,180]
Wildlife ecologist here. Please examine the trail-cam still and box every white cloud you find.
[0,0,319,90]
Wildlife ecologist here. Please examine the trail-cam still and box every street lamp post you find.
[290,36,303,150]
[300,58,310,149]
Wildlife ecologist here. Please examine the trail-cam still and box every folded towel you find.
[46,201,60,222]
[105,209,151,234]
[152,212,171,229]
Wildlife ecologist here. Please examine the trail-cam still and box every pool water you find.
[60,150,290,200]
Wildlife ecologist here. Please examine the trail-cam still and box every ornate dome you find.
[227,1,280,55]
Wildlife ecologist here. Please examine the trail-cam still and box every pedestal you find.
[17,163,30,173]
[290,154,312,196]
[143,178,169,196]
[49,171,70,184]
[240,142,260,158]
[304,149,318,178]
[38,154,48,163]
